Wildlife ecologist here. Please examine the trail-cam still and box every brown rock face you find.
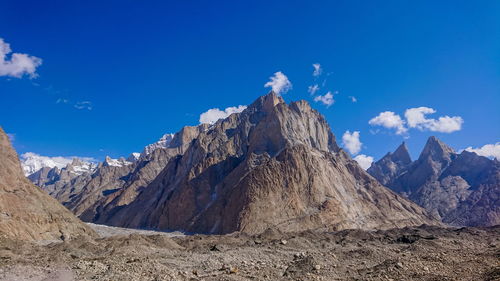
[368,137,500,227]
[0,127,95,241]
[104,93,436,234]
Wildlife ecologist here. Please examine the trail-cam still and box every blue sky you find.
[0,0,499,165]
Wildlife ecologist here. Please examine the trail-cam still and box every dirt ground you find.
[0,224,498,281]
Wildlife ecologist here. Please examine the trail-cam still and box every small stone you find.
[210,245,220,251]
[280,239,288,245]
[395,262,404,269]
[314,264,321,271]
[423,266,430,272]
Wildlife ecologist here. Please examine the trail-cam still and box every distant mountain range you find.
[17,93,499,235]
[368,137,499,227]
[21,93,437,234]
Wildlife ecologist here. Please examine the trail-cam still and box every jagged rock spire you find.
[392,142,412,164]
[419,136,455,163]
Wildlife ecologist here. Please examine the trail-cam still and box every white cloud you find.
[56,98,69,104]
[368,111,407,135]
[348,96,357,103]
[199,105,247,124]
[464,143,500,160]
[342,130,362,155]
[74,101,93,110]
[312,63,322,77]
[314,92,334,107]
[308,84,319,95]
[264,71,292,95]
[20,152,97,176]
[354,154,374,170]
[404,107,463,133]
[0,38,42,78]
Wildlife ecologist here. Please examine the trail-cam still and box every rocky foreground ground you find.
[0,224,498,281]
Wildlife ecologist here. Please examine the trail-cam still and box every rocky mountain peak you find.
[69,158,84,167]
[140,133,175,157]
[169,124,209,148]
[419,136,455,164]
[103,156,132,167]
[248,91,285,112]
[367,142,412,186]
[100,94,435,234]
[127,152,140,162]
[392,142,412,164]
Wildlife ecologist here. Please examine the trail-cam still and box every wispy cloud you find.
[312,63,322,77]
[313,91,335,107]
[56,98,69,104]
[264,71,292,95]
[348,96,357,103]
[74,101,93,110]
[199,105,247,124]
[0,38,42,78]
[308,84,319,95]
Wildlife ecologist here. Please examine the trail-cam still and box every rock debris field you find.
[0,224,499,281]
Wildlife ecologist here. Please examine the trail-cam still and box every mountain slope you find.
[104,93,437,234]
[0,127,95,241]
[368,137,500,226]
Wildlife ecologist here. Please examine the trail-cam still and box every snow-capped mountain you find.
[140,133,174,157]
[103,156,133,167]
[20,152,96,176]
[127,152,141,162]
[66,158,98,175]
[21,134,172,177]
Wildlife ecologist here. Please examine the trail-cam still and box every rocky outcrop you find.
[0,127,95,241]
[368,136,500,227]
[103,93,436,234]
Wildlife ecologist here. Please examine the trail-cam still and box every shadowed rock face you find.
[368,136,500,227]
[0,127,95,241]
[102,93,436,234]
